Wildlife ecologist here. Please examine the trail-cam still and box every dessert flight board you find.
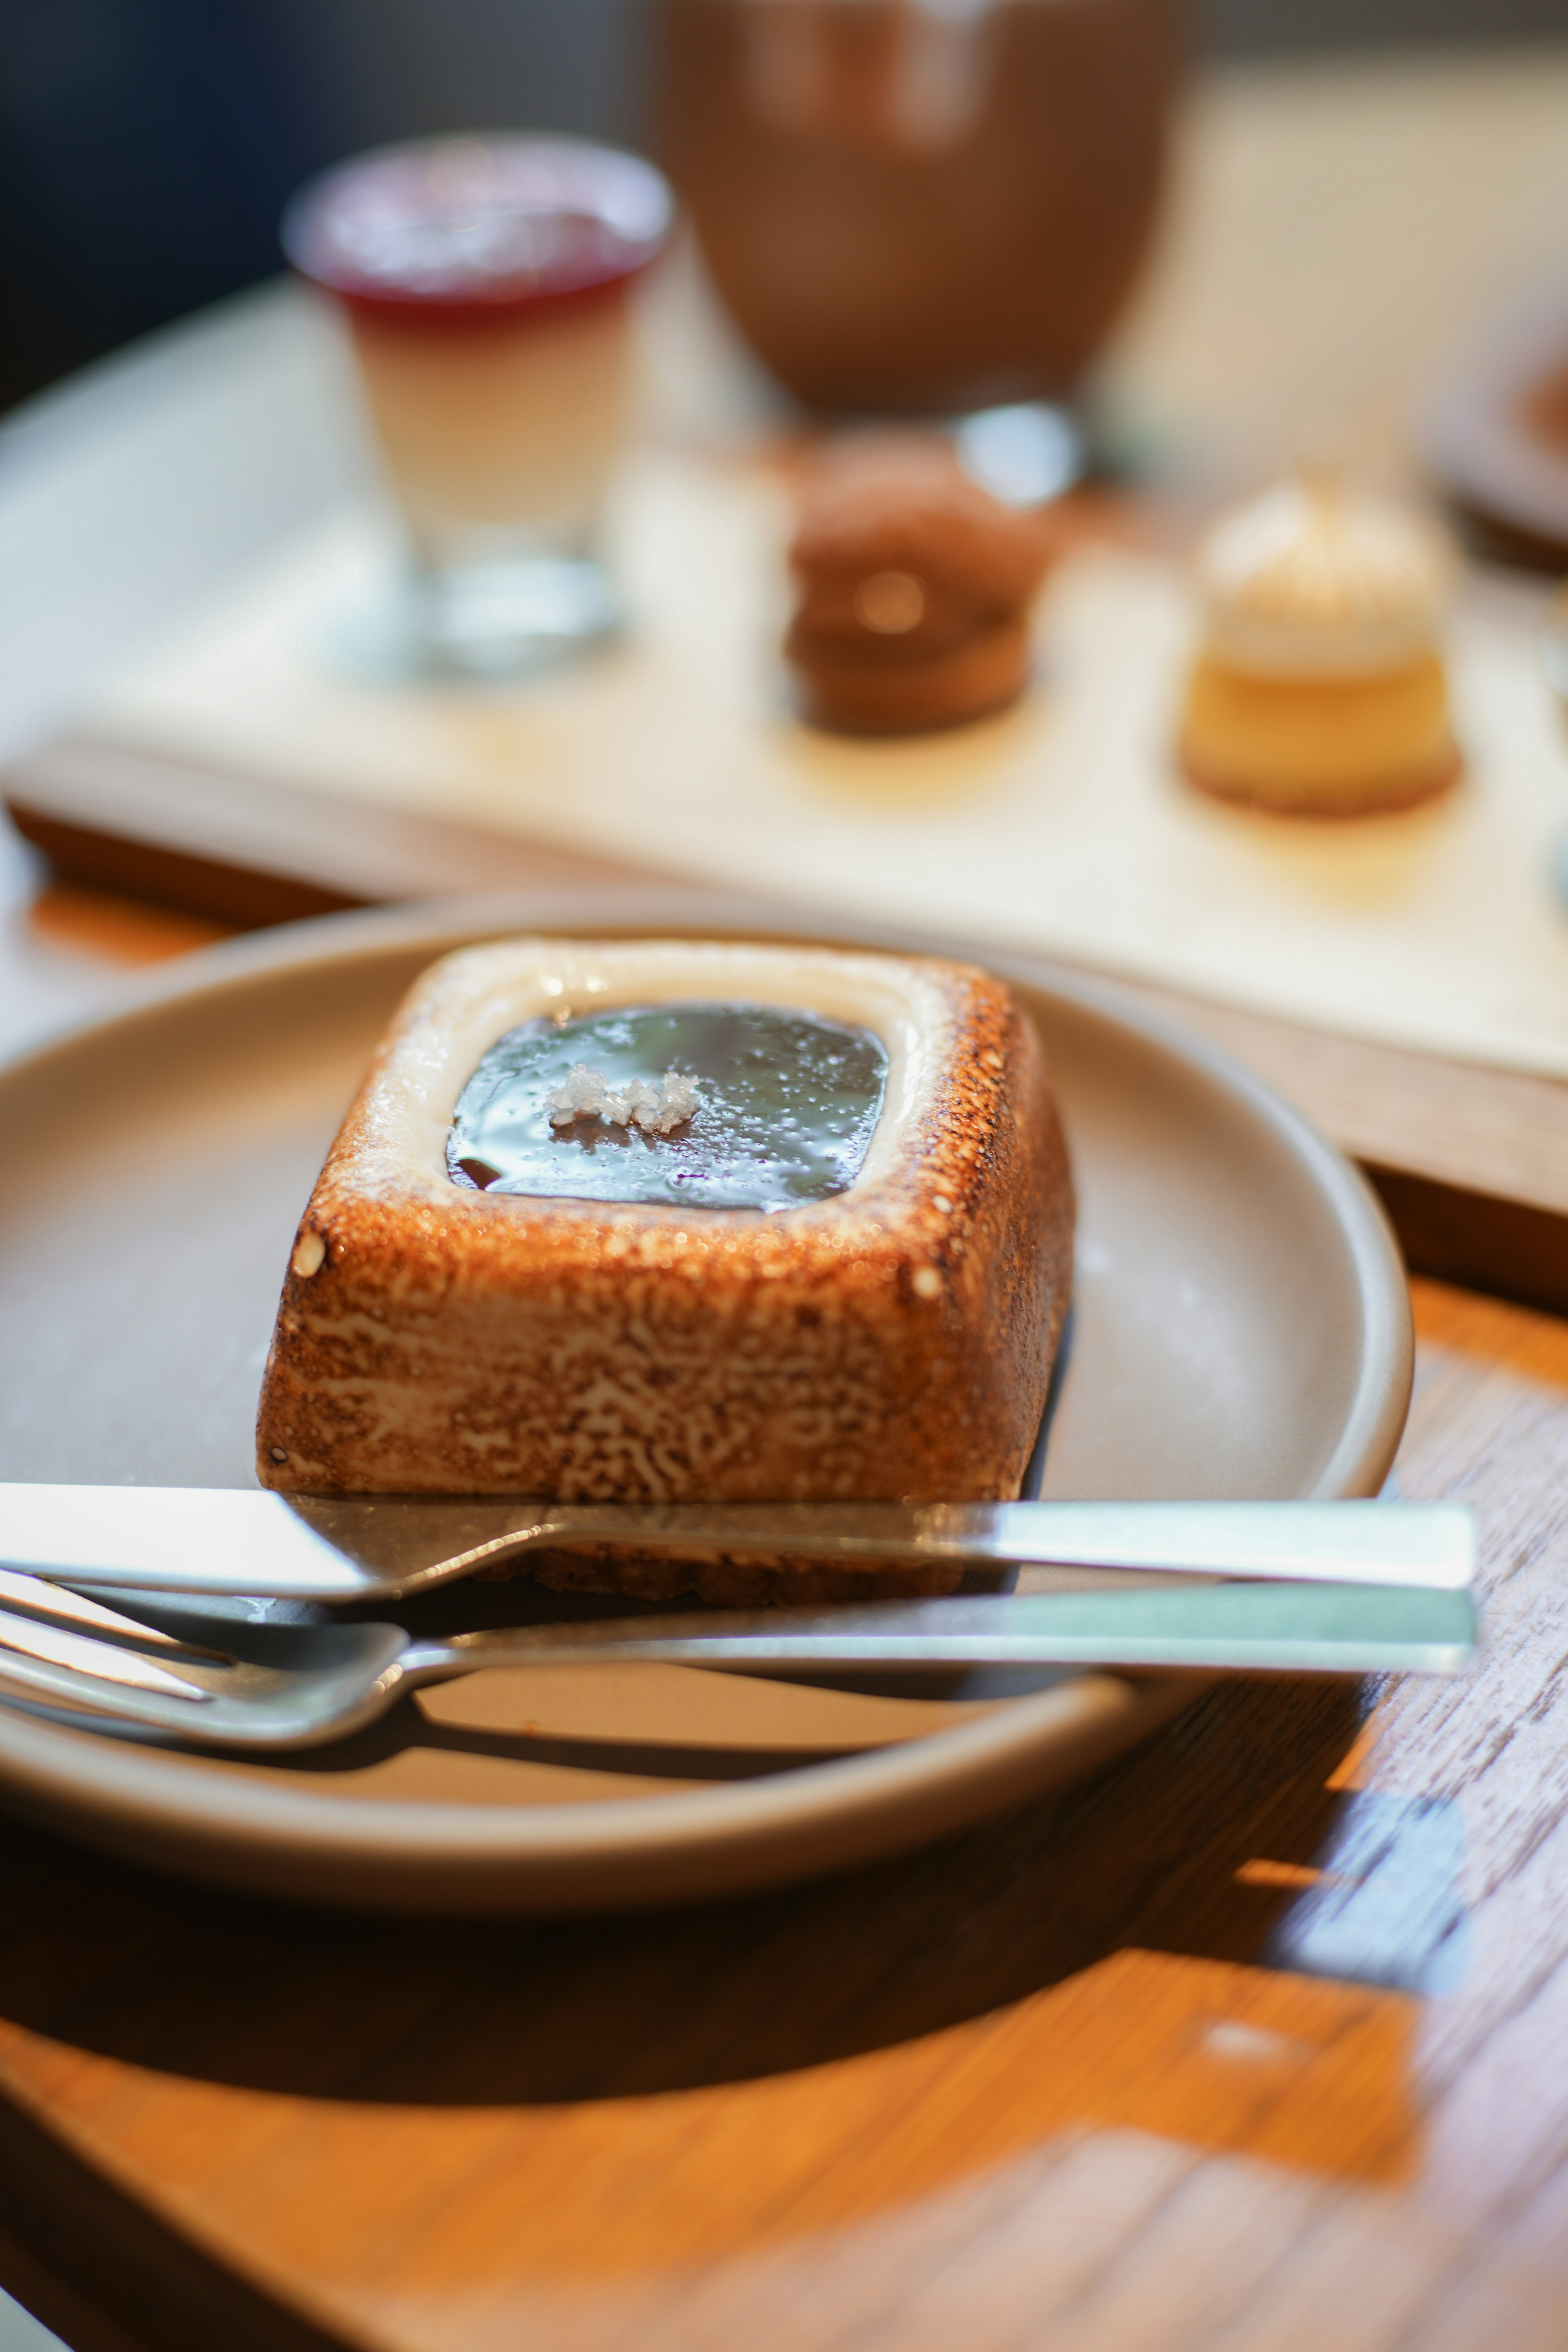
[9,450,1568,1303]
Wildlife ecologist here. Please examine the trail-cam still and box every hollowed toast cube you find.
[256,936,1073,1591]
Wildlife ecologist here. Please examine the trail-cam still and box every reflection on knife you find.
[0,1486,1474,1608]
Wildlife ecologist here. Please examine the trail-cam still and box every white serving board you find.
[79,449,1568,1082]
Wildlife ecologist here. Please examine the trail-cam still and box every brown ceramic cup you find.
[660,0,1182,415]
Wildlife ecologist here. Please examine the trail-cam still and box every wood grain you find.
[4,735,671,929]
[1,1278,1568,2350]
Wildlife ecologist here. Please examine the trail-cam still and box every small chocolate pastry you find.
[785,436,1054,734]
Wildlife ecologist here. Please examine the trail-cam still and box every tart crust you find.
[1178,653,1460,816]
[256,940,1074,1577]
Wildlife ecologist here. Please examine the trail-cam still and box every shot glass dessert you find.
[284,135,671,675]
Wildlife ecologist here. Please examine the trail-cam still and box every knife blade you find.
[0,1486,1475,1607]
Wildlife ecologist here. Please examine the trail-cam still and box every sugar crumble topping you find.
[546,1064,700,1136]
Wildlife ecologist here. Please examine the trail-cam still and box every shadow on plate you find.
[0,1667,1386,2107]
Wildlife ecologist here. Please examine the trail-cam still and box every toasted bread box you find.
[256,937,1073,1597]
[784,437,1054,734]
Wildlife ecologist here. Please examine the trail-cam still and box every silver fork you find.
[0,1574,1477,1752]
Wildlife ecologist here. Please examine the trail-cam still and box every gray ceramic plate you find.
[0,892,1412,1912]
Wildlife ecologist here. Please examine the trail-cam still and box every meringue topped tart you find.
[1178,471,1461,815]
[254,938,1074,1596]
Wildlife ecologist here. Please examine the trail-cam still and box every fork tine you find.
[0,1567,233,1660]
[0,1604,213,1701]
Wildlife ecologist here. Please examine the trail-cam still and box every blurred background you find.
[4,0,1567,417]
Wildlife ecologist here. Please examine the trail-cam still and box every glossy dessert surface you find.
[283,134,670,323]
[449,1001,888,1209]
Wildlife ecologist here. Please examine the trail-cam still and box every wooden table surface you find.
[2,884,1568,2352]
[7,45,1568,2352]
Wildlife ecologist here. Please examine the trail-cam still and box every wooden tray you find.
[10,726,1568,1320]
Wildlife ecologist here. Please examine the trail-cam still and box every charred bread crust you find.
[256,939,1074,1527]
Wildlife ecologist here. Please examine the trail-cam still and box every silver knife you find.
[0,1486,1474,1607]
